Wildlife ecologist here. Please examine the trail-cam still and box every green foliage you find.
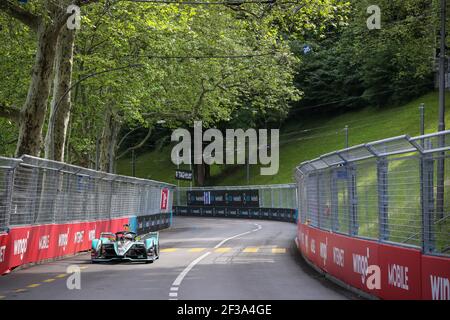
[293,0,438,116]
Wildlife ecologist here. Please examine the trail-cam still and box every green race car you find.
[91,230,159,263]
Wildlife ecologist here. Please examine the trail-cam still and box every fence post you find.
[421,153,435,253]
[330,168,339,232]
[271,188,274,208]
[107,179,114,220]
[347,164,358,236]
[316,172,321,228]
[4,164,18,230]
[377,157,389,241]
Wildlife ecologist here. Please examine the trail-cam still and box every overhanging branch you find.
[0,103,21,122]
[0,0,39,31]
[115,125,153,160]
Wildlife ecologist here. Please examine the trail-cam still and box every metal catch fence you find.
[0,155,174,231]
[295,131,450,257]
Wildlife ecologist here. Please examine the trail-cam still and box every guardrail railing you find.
[294,130,450,257]
[0,155,175,231]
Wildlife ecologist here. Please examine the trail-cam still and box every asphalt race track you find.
[0,217,358,300]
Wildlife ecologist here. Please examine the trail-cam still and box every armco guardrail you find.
[173,184,298,222]
[294,131,450,300]
[0,155,174,274]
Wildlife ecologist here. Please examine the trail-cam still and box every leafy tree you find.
[292,0,438,117]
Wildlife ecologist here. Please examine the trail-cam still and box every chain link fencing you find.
[295,131,450,257]
[0,155,174,232]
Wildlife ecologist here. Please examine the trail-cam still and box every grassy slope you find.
[117,91,450,186]
[117,91,449,250]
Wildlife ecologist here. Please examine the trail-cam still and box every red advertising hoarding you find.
[160,188,169,211]
[297,223,449,300]
[0,217,129,275]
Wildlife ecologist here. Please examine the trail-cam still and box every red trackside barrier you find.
[297,223,450,300]
[0,217,129,275]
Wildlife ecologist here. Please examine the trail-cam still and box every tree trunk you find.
[195,163,206,186]
[15,22,59,157]
[205,163,211,182]
[99,106,120,173]
[44,27,75,161]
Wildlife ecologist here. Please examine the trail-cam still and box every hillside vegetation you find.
[117,91,450,186]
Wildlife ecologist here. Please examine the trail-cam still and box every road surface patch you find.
[161,248,178,253]
[169,223,263,300]
[188,248,206,252]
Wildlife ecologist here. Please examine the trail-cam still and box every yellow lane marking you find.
[80,266,88,270]
[188,248,206,253]
[147,247,287,253]
[56,274,67,278]
[43,279,55,283]
[27,284,41,288]
[161,248,178,253]
[15,289,27,293]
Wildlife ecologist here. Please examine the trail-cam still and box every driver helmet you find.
[124,233,133,241]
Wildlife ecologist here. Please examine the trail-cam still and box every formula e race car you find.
[91,230,159,263]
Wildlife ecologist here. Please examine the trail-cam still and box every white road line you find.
[169,223,262,299]
[213,224,262,249]
[172,252,211,287]
[170,287,179,291]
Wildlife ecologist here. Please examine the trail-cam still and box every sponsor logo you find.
[160,188,169,210]
[333,247,345,268]
[59,228,70,251]
[88,229,96,241]
[74,231,84,244]
[319,239,328,266]
[13,231,30,260]
[39,235,50,250]
[0,245,6,263]
[388,264,409,291]
[430,275,450,300]
[352,248,381,290]
[352,249,370,284]
[310,239,316,254]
